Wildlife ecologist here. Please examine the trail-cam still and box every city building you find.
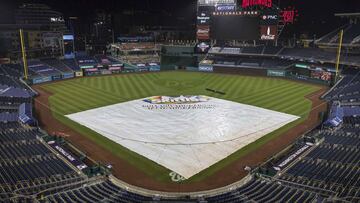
[0,4,69,59]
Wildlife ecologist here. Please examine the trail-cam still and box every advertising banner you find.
[215,4,236,12]
[32,76,52,84]
[195,42,211,54]
[109,67,122,71]
[0,58,10,64]
[310,69,332,81]
[101,70,112,75]
[75,71,83,77]
[260,10,279,25]
[52,75,62,81]
[199,65,214,72]
[63,72,75,79]
[273,144,311,171]
[48,141,87,170]
[267,70,286,77]
[197,12,211,25]
[260,25,278,40]
[197,25,210,40]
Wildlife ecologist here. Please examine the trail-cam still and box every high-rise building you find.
[0,4,68,59]
[15,3,67,32]
[0,25,64,59]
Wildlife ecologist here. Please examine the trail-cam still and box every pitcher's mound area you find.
[66,96,299,179]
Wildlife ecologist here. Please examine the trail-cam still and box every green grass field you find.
[41,71,321,183]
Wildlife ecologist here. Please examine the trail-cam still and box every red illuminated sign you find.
[281,7,299,24]
[282,10,294,23]
[242,0,272,8]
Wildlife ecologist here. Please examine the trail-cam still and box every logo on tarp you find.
[143,96,210,104]
[169,171,186,182]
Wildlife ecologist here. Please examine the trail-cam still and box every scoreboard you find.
[210,10,279,41]
[195,0,286,52]
[211,12,260,41]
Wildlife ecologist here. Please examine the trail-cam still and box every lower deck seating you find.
[0,124,85,198]
[325,72,360,102]
[45,180,153,203]
[205,178,319,203]
[277,123,360,201]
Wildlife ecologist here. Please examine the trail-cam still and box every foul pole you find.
[19,29,29,80]
[335,29,344,81]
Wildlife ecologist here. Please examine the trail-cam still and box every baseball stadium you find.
[0,0,360,202]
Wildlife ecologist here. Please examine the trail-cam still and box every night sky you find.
[1,0,359,37]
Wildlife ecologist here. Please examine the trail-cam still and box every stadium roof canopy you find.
[335,13,360,19]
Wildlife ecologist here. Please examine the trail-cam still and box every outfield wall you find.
[213,66,268,76]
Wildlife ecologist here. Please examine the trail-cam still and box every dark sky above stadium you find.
[1,0,360,36]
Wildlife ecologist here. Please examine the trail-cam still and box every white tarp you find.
[66,96,299,179]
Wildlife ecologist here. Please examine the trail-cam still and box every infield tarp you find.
[66,96,299,179]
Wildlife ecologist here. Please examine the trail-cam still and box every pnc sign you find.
[262,15,278,21]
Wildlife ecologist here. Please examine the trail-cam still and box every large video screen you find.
[211,15,259,40]
[63,35,75,59]
[310,69,332,81]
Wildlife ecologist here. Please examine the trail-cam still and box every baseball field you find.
[34,71,325,189]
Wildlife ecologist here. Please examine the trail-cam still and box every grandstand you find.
[0,0,360,201]
[61,59,80,71]
[205,55,293,70]
[206,16,360,69]
[324,69,360,102]
[0,64,25,79]
[27,60,62,77]
[205,177,321,202]
[276,123,360,202]
[1,55,360,202]
[316,13,360,47]
[0,74,87,202]
[109,42,160,71]
[43,179,154,203]
[207,45,360,67]
[41,58,74,73]
[76,53,98,68]
[2,52,126,84]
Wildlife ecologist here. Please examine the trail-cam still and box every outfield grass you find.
[41,71,321,183]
